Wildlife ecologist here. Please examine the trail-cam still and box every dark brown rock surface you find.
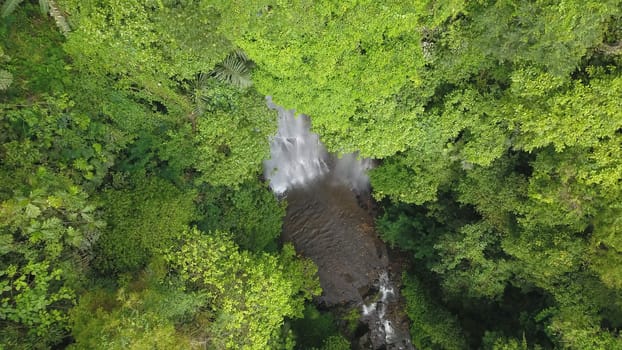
[281,178,414,349]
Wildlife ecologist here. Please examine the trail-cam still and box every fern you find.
[48,0,70,37]
[1,0,24,18]
[0,69,12,91]
[212,50,253,89]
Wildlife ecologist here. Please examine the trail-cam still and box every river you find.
[264,98,414,349]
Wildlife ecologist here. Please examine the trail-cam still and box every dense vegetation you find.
[1,1,621,349]
[0,2,320,349]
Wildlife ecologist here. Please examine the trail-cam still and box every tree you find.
[364,2,622,347]
[0,16,111,346]
[214,0,426,157]
[197,179,285,252]
[401,273,468,350]
[93,175,197,273]
[69,260,201,350]
[165,228,321,350]
[191,79,277,186]
[0,168,103,347]
[0,47,11,90]
[431,222,513,299]
[61,0,232,115]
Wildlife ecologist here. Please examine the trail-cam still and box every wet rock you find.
[282,180,413,349]
[266,99,413,349]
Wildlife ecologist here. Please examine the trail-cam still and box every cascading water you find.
[264,98,413,349]
[360,272,412,348]
[263,97,372,194]
[263,97,330,194]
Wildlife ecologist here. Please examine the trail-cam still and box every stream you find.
[264,98,414,349]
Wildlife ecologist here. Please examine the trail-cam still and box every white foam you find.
[362,303,376,316]
[263,97,371,194]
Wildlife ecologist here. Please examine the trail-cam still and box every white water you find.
[362,303,377,316]
[362,271,400,345]
[263,97,372,194]
[379,273,395,302]
[264,98,412,349]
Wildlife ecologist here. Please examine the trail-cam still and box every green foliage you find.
[215,0,426,157]
[193,80,276,186]
[198,180,284,252]
[0,2,323,349]
[291,304,341,349]
[48,0,70,36]
[267,322,296,350]
[2,1,622,349]
[432,222,513,299]
[1,0,58,19]
[72,230,321,350]
[314,335,351,350]
[2,0,69,38]
[60,0,231,116]
[481,332,532,350]
[358,1,622,347]
[69,263,199,350]
[370,147,455,204]
[439,1,620,77]
[377,203,437,255]
[537,276,622,349]
[2,9,68,93]
[1,0,24,18]
[212,50,254,89]
[0,17,116,347]
[0,168,103,347]
[0,69,11,90]
[1,92,132,191]
[94,176,196,273]
[61,0,230,79]
[0,12,118,348]
[510,69,622,152]
[402,273,468,350]
[165,228,321,350]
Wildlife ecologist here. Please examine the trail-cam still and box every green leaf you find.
[39,0,49,14]
[212,51,253,89]
[0,69,12,90]
[0,234,13,255]
[24,204,41,219]
[1,0,24,18]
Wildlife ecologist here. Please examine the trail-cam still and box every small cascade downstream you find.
[361,272,412,348]
[264,98,413,349]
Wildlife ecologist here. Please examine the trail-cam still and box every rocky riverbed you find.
[282,178,414,349]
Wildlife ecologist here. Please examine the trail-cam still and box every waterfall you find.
[263,97,372,194]
[265,98,413,350]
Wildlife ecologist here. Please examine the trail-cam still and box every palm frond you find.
[1,0,24,18]
[190,73,207,104]
[0,69,13,91]
[39,0,48,14]
[194,72,209,90]
[47,0,70,37]
[232,48,249,62]
[212,51,253,89]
